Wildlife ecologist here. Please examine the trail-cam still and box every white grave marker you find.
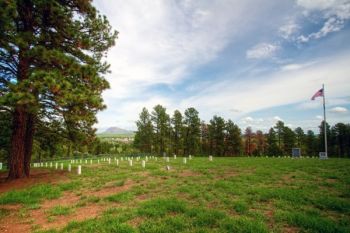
[116,159,119,166]
[55,163,58,169]
[209,155,213,161]
[183,158,187,164]
[174,154,177,159]
[166,157,170,162]
[0,162,2,170]
[68,164,71,172]
[142,160,146,168]
[129,160,133,166]
[77,165,81,175]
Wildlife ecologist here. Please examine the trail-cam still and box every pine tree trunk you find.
[24,114,35,177]
[8,106,27,179]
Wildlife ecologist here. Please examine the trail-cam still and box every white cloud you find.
[180,52,350,122]
[279,21,300,39]
[91,1,350,131]
[297,17,345,42]
[273,116,283,121]
[94,0,258,101]
[297,96,350,110]
[243,116,254,123]
[241,116,264,125]
[246,43,280,59]
[296,0,350,19]
[316,115,323,120]
[329,106,348,113]
[296,0,350,43]
[280,62,315,71]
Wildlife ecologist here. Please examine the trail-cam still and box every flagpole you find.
[322,84,328,157]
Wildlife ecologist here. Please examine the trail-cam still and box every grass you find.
[1,156,350,233]
[0,184,61,205]
[47,206,74,216]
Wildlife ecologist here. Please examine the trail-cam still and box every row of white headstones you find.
[0,155,214,174]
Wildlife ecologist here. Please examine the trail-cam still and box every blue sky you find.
[93,0,350,132]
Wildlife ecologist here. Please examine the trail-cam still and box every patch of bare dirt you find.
[88,179,134,197]
[179,170,201,177]
[127,216,145,227]
[32,203,105,231]
[0,169,69,193]
[0,205,31,233]
[41,191,81,209]
[136,194,148,201]
[282,226,300,233]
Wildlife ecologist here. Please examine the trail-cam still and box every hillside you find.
[102,127,133,135]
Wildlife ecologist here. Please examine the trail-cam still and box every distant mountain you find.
[102,127,133,135]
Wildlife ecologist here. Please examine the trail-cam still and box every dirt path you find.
[0,169,69,193]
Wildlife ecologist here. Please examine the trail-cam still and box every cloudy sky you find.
[93,0,350,132]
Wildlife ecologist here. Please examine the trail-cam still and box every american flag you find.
[311,88,324,100]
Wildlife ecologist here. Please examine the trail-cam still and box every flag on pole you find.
[311,88,324,100]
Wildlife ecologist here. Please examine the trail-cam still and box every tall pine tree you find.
[0,0,117,178]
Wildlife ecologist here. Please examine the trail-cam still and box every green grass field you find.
[0,157,349,233]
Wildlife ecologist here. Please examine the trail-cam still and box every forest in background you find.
[134,105,350,157]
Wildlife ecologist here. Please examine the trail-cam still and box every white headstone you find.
[166,157,170,162]
[189,155,192,160]
[68,164,71,172]
[60,163,63,170]
[209,155,213,161]
[155,157,158,161]
[90,159,92,164]
[98,159,100,164]
[174,154,177,159]
[129,160,133,166]
[50,162,52,168]
[77,165,81,175]
[55,163,58,169]
[183,158,187,164]
[319,152,328,160]
[0,162,2,170]
[41,162,43,167]
[142,160,146,168]
[45,162,48,167]
[116,159,119,166]
[166,165,170,170]
[108,158,111,164]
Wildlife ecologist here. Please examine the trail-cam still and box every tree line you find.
[134,105,350,157]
